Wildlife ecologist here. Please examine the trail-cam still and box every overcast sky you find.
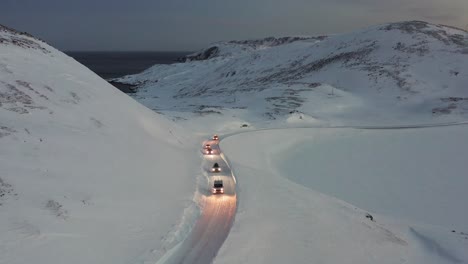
[1,0,467,51]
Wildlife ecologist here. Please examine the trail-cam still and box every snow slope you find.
[0,25,200,264]
[116,21,468,127]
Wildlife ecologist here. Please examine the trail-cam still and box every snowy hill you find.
[116,21,468,127]
[0,24,199,264]
[179,36,323,62]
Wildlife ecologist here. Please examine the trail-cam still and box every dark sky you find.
[1,0,467,51]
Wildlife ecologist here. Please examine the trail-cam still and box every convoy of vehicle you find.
[205,135,225,195]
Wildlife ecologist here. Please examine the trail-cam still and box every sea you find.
[66,51,191,92]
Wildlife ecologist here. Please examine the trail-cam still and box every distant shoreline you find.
[66,51,191,93]
[66,51,191,79]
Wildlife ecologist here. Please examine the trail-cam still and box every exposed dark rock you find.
[0,177,16,205]
[194,109,223,116]
[382,21,468,48]
[0,24,36,39]
[393,41,429,56]
[229,36,325,48]
[256,44,376,83]
[440,97,468,102]
[182,46,220,62]
[0,24,50,54]
[432,104,457,115]
[0,126,16,138]
[108,81,138,93]
[179,36,327,63]
[46,200,68,219]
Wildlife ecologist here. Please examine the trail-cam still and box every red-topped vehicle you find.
[205,147,214,155]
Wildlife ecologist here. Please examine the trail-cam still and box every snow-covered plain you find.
[275,126,468,230]
[2,21,468,264]
[219,127,468,264]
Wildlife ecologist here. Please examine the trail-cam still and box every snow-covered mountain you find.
[0,24,200,264]
[116,21,468,126]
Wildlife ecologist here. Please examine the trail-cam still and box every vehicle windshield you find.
[214,183,223,188]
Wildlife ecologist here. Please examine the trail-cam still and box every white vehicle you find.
[211,163,221,172]
[212,180,224,194]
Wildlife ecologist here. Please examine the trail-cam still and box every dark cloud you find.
[0,0,466,51]
[408,6,462,24]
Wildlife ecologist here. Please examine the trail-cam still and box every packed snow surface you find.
[159,139,237,264]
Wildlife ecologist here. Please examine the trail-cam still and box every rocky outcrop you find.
[0,24,50,54]
[180,46,220,62]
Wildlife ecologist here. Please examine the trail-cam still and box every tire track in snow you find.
[158,139,237,264]
[221,120,468,139]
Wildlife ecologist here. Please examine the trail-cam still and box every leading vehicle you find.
[212,180,224,194]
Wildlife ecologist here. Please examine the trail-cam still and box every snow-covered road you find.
[159,139,237,264]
